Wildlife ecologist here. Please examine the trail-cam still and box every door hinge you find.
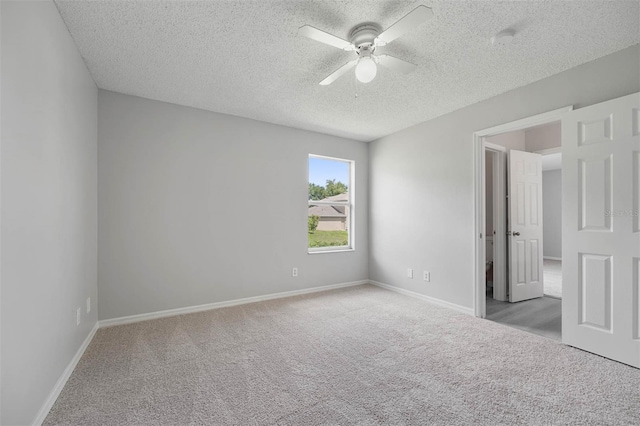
[480,233,483,239]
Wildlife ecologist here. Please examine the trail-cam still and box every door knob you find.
[513,231,520,236]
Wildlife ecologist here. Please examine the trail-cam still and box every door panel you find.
[634,257,640,340]
[529,183,540,226]
[563,92,640,368]
[579,253,612,331]
[634,151,640,233]
[578,155,612,231]
[508,150,544,302]
[530,240,540,282]
[578,115,612,146]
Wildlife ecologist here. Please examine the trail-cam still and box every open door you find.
[508,150,544,302]
[562,92,640,368]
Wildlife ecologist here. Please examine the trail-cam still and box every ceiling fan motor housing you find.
[349,23,381,49]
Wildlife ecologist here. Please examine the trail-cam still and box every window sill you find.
[308,248,355,255]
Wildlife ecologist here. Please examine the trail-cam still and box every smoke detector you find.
[491,29,515,47]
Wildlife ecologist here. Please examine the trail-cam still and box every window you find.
[308,155,354,252]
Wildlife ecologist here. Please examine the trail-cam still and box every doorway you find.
[484,125,563,339]
[473,106,573,340]
[475,94,639,367]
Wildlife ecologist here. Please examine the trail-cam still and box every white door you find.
[508,150,544,302]
[562,92,640,368]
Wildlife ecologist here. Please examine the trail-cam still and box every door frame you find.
[473,105,573,318]
[484,143,507,302]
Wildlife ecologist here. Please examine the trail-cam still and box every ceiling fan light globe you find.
[355,57,377,83]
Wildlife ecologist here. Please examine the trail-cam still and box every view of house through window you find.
[308,155,353,251]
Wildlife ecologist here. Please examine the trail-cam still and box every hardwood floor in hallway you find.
[486,295,561,341]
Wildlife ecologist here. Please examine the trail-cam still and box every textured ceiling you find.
[54,0,639,142]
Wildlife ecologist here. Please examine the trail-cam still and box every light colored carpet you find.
[544,259,562,299]
[45,285,639,425]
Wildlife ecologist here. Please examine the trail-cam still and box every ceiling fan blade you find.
[319,60,358,85]
[377,55,417,74]
[375,5,433,45]
[298,25,354,50]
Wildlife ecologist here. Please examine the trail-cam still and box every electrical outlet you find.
[86,297,91,314]
[407,268,413,279]
[76,308,81,326]
[292,267,298,277]
[423,271,431,282]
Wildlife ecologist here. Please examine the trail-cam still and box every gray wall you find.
[543,169,562,258]
[525,121,561,152]
[98,91,369,320]
[1,2,98,424]
[485,129,525,151]
[369,45,639,310]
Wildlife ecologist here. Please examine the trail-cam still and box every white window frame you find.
[308,154,355,254]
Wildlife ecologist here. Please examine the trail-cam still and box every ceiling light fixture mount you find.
[349,24,381,83]
[349,23,381,49]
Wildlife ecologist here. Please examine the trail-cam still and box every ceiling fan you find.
[298,5,433,86]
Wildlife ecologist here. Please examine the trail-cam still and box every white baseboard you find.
[29,279,469,424]
[32,321,99,426]
[99,280,369,328]
[369,280,474,316]
[544,256,562,261]
[32,280,367,423]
